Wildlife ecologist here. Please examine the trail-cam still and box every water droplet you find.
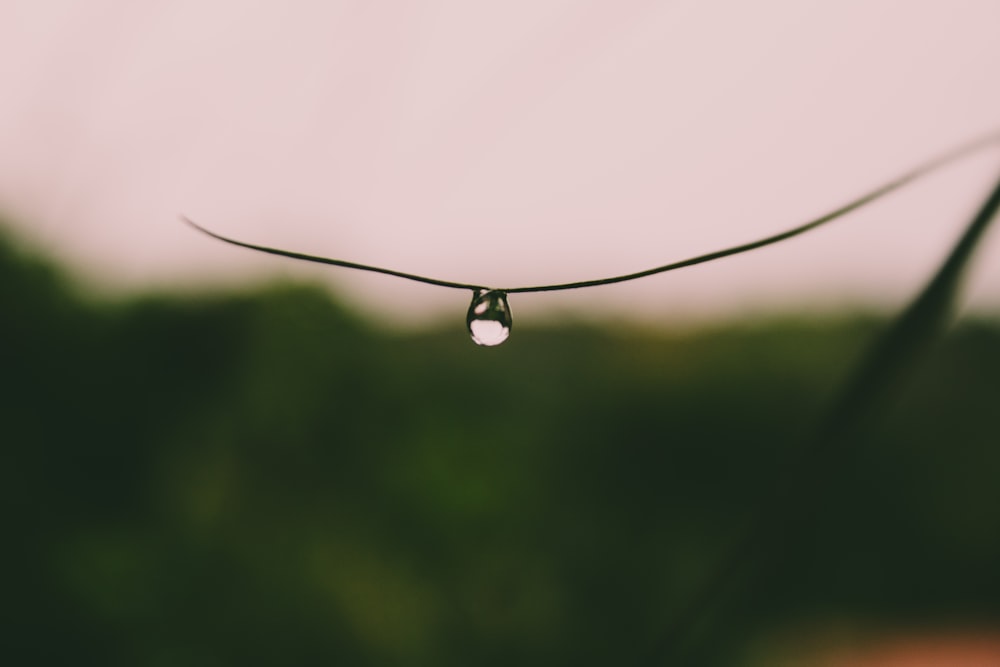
[466,289,512,346]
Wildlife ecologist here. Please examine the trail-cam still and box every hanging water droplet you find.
[466,289,512,346]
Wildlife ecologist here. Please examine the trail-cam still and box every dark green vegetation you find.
[3,227,1000,666]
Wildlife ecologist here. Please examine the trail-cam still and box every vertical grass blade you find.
[644,166,1000,666]
[821,168,1000,440]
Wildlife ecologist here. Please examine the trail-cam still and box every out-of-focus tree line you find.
[3,224,999,666]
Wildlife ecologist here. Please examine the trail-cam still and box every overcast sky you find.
[2,0,1000,326]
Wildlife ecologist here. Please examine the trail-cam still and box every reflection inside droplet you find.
[466,289,512,346]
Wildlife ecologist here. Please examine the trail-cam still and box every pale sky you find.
[2,0,1000,326]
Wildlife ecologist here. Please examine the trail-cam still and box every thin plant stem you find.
[185,130,1000,294]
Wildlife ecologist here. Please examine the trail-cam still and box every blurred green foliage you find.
[3,226,1000,666]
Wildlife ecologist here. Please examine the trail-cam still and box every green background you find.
[3,225,999,666]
